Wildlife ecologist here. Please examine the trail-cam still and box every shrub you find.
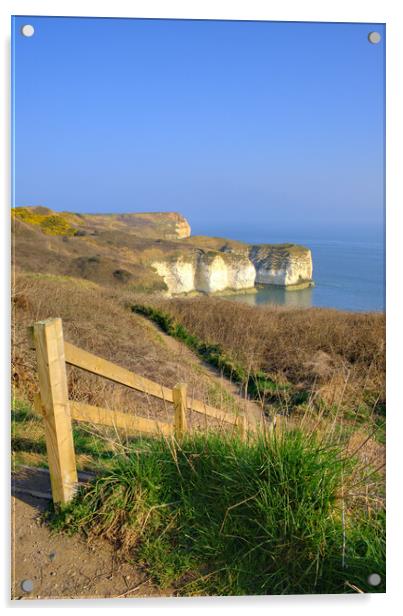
[12,208,78,236]
[50,430,385,595]
[113,269,133,283]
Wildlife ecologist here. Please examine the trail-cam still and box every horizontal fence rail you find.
[64,342,174,403]
[69,401,174,437]
[30,317,254,505]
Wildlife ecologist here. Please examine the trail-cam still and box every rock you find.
[174,214,191,239]
[152,250,256,295]
[249,244,313,287]
[152,258,196,294]
[196,252,256,293]
[152,243,313,295]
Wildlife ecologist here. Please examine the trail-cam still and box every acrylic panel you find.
[11,16,385,599]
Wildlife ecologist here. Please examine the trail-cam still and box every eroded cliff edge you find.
[249,244,313,288]
[152,251,257,295]
[152,236,313,295]
[12,207,313,295]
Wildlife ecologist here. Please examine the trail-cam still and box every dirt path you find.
[11,467,172,600]
[139,314,264,426]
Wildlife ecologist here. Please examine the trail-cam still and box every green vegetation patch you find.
[50,430,385,595]
[206,382,243,415]
[12,398,119,472]
[12,207,78,236]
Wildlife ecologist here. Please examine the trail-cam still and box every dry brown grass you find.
[145,296,385,413]
[12,273,242,431]
[12,279,386,562]
[12,271,386,508]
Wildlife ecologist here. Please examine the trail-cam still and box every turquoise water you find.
[196,225,385,312]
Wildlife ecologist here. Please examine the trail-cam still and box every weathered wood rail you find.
[30,318,253,505]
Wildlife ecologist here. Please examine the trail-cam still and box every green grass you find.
[12,398,120,472]
[206,382,243,415]
[343,403,386,446]
[50,429,385,595]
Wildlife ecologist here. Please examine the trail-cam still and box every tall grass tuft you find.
[50,429,385,595]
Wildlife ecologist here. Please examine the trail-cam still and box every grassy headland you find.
[12,209,386,596]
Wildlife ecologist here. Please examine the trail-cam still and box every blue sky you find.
[12,17,385,237]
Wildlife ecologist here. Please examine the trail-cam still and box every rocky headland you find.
[12,207,313,295]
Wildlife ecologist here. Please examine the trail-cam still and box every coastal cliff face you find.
[152,243,313,296]
[152,252,256,295]
[12,207,313,295]
[249,244,313,287]
[12,207,191,240]
[195,253,256,293]
[152,258,196,294]
[173,214,191,239]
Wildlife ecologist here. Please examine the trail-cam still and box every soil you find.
[11,467,172,601]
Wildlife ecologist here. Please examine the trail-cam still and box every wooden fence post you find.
[173,383,187,439]
[33,318,78,505]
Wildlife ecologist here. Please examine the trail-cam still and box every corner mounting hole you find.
[21,24,35,38]
[367,573,381,586]
[21,579,34,593]
[368,31,381,44]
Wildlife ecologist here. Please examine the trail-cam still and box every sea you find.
[193,223,385,313]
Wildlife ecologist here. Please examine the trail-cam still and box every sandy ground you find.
[11,467,172,601]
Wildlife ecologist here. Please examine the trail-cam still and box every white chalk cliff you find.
[152,259,196,295]
[148,213,313,295]
[152,252,256,295]
[174,215,191,240]
[195,253,256,293]
[152,244,312,295]
[249,244,313,287]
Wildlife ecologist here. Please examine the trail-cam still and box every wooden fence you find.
[31,318,252,506]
